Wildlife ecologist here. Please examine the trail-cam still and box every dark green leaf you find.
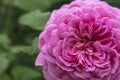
[107,0,120,8]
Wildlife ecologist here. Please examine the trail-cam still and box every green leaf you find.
[10,46,31,54]
[31,37,39,55]
[10,38,39,55]
[0,55,9,75]
[4,0,55,11]
[0,73,11,80]
[19,10,50,30]
[11,65,40,80]
[107,0,120,8]
[0,34,10,48]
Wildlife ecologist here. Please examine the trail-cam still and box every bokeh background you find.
[0,0,119,80]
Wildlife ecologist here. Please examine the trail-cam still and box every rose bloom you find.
[35,0,120,80]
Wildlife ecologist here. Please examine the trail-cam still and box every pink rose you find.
[35,0,120,80]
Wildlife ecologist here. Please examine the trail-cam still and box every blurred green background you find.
[0,0,119,80]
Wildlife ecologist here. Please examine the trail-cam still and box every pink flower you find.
[35,0,120,80]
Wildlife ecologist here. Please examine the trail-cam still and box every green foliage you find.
[31,37,39,55]
[107,0,120,8]
[0,34,10,49]
[11,65,40,80]
[0,0,119,80]
[19,10,50,30]
[4,0,56,11]
[0,73,11,80]
[10,46,31,54]
[0,55,9,75]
